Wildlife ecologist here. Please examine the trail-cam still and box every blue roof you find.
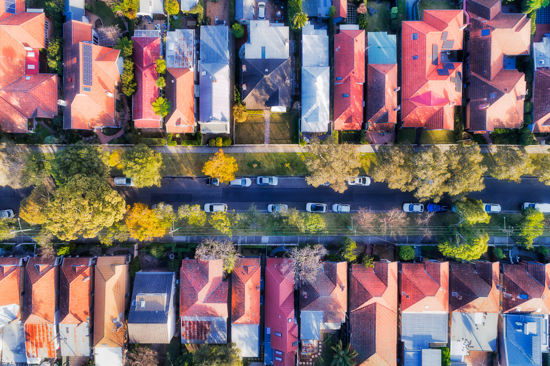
[503,314,544,366]
[128,272,174,324]
[64,0,85,21]
[368,32,397,65]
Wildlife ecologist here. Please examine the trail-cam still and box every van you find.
[522,202,550,213]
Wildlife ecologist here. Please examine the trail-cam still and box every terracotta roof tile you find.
[400,261,449,313]
[0,257,22,312]
[231,257,261,325]
[334,0,346,18]
[133,36,161,128]
[166,68,195,133]
[59,257,92,324]
[450,262,499,313]
[366,64,397,129]
[0,0,25,21]
[502,262,550,314]
[533,68,550,133]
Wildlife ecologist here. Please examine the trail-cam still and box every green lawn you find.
[418,0,457,16]
[269,112,299,144]
[89,0,127,31]
[315,333,337,366]
[366,2,391,32]
[236,115,266,144]
[420,130,455,144]
[397,128,417,144]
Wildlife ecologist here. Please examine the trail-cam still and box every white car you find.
[332,204,351,213]
[0,209,14,219]
[114,177,134,186]
[348,176,371,186]
[204,203,228,213]
[229,178,252,187]
[257,176,278,186]
[258,2,266,19]
[268,204,288,213]
[483,203,501,214]
[403,203,424,213]
[306,203,328,213]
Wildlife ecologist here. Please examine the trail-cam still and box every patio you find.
[365,130,395,144]
[207,0,229,24]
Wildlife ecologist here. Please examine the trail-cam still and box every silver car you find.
[403,203,424,213]
[306,203,328,213]
[0,209,14,219]
[204,203,228,213]
[229,178,252,187]
[257,176,278,186]
[348,176,371,186]
[258,2,266,19]
[332,204,351,213]
[114,177,134,186]
[268,204,288,213]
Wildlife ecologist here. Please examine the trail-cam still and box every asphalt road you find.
[1,177,549,214]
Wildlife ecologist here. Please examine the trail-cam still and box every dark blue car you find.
[427,203,449,212]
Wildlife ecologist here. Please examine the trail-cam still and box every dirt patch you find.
[138,252,170,271]
[206,0,229,24]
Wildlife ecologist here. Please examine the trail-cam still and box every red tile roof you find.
[350,262,397,366]
[334,29,365,131]
[334,0,346,20]
[400,261,449,313]
[0,0,25,21]
[450,262,499,313]
[0,257,22,313]
[533,68,550,133]
[401,10,464,130]
[166,68,195,133]
[367,64,398,131]
[132,36,161,129]
[59,257,92,324]
[231,257,261,325]
[502,262,550,314]
[265,258,297,366]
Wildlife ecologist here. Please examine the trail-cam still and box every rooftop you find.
[132,34,161,129]
[166,68,195,133]
[502,262,550,314]
[501,314,546,366]
[400,261,449,313]
[450,261,499,313]
[532,36,550,133]
[166,29,195,69]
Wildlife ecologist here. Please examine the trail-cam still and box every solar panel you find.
[437,69,449,76]
[481,29,490,36]
[441,32,448,41]
[442,40,455,50]
[83,44,93,87]
[432,44,439,65]
[5,0,16,14]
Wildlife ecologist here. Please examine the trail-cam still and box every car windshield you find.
[485,205,491,211]
[360,178,366,184]
[409,205,414,211]
[126,178,131,184]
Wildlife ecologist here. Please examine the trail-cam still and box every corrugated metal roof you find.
[95,346,123,366]
[421,349,441,366]
[231,324,260,357]
[404,351,421,366]
[245,21,289,60]
[181,0,198,10]
[200,26,229,64]
[503,314,544,366]
[301,66,330,133]
[24,322,56,360]
[368,32,397,65]
[59,322,91,357]
[534,37,550,70]
[300,311,323,340]
[450,312,497,354]
[63,0,84,21]
[236,0,254,19]
[199,62,230,124]
[302,24,329,68]
[1,320,26,364]
[166,29,195,69]
[181,317,227,344]
[129,272,174,324]
[401,313,447,351]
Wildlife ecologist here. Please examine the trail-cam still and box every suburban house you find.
[532,36,550,133]
[63,20,123,131]
[501,262,550,314]
[181,0,197,11]
[300,262,347,350]
[64,0,85,22]
[465,0,530,133]
[400,260,449,366]
[180,259,228,344]
[93,256,130,366]
[366,31,398,132]
[500,313,548,366]
[137,0,164,17]
[24,257,59,364]
[128,272,177,344]
[350,261,398,366]
[302,0,344,19]
[334,25,365,131]
[199,25,230,134]
[401,10,464,130]
[0,9,58,133]
[231,258,261,358]
[449,262,499,364]
[0,258,25,365]
[301,23,330,133]
[236,0,254,21]
[265,258,298,366]
[132,30,162,129]
[166,29,196,133]
[59,257,93,357]
[242,20,291,112]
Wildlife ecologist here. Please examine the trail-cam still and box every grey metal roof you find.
[421,349,441,366]
[534,37,550,69]
[232,324,260,357]
[300,311,323,340]
[404,350,421,366]
[368,32,397,65]
[95,347,123,366]
[301,67,330,133]
[242,58,291,110]
[302,23,329,68]
[302,0,330,17]
[450,312,497,355]
[199,62,230,124]
[200,26,229,65]
[166,29,195,69]
[401,313,448,351]
[1,321,26,364]
[63,0,85,22]
[60,322,91,357]
[245,21,289,59]
[128,272,174,325]
[502,314,544,366]
[181,316,227,344]
[137,0,164,16]
[236,0,254,20]
[181,0,198,10]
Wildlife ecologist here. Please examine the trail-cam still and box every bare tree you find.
[355,207,379,234]
[125,346,159,366]
[97,25,121,48]
[415,212,435,239]
[195,239,242,274]
[380,208,409,237]
[288,244,328,288]
[0,142,27,188]
[38,244,56,259]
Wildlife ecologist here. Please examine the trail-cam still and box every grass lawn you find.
[397,128,417,144]
[366,2,391,32]
[236,114,265,144]
[418,0,457,15]
[315,333,337,366]
[89,0,127,31]
[269,112,299,144]
[420,130,455,144]
[169,14,185,30]
[360,153,377,175]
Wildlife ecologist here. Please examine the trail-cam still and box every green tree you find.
[441,348,451,366]
[515,207,545,248]
[153,202,176,229]
[371,143,415,191]
[292,12,308,30]
[178,204,207,226]
[362,256,375,269]
[438,233,489,261]
[193,344,242,366]
[493,247,506,260]
[19,184,53,225]
[121,58,138,96]
[410,146,450,202]
[114,37,134,58]
[121,0,140,19]
[490,147,533,182]
[232,22,244,38]
[0,219,15,241]
[399,246,415,261]
[156,58,167,74]
[202,150,238,183]
[152,97,171,117]
[156,76,166,89]
[46,37,63,76]
[536,154,550,185]
[210,211,232,234]
[453,198,490,226]
[446,144,487,198]
[50,143,109,185]
[331,341,358,366]
[121,144,163,188]
[21,152,51,187]
[328,5,336,17]
[165,0,179,15]
[233,102,248,122]
[185,3,203,23]
[98,221,129,246]
[341,237,357,262]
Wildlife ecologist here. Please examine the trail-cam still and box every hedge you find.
[141,138,165,146]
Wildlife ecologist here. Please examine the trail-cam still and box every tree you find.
[109,149,123,169]
[121,59,137,96]
[51,142,109,185]
[536,154,550,185]
[515,207,545,248]
[399,246,415,261]
[490,147,533,182]
[125,203,167,241]
[46,37,63,76]
[156,76,166,89]
[341,237,357,262]
[120,0,140,19]
[115,37,134,58]
[209,211,232,234]
[355,207,379,234]
[289,244,328,287]
[493,247,506,260]
[446,144,487,198]
[153,202,176,229]
[328,5,336,17]
[22,152,51,187]
[0,142,33,188]
[38,243,56,259]
[453,198,490,226]
[232,22,244,38]
[438,233,489,261]
[96,25,121,48]
[415,211,434,239]
[362,256,374,269]
[195,239,241,274]
[291,12,308,30]
[380,208,409,237]
[193,344,242,366]
[304,138,361,193]
[185,3,203,24]
[152,97,171,117]
[371,143,415,191]
[178,204,207,226]
[165,0,179,15]
[331,341,358,366]
[126,345,159,366]
[0,219,15,241]
[233,102,248,122]
[121,144,163,188]
[19,184,53,225]
[409,146,450,202]
[281,209,326,233]
[202,150,238,183]
[155,58,167,74]
[98,221,130,246]
[44,176,126,241]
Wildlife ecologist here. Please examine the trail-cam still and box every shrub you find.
[222,137,232,146]
[232,22,244,38]
[167,134,177,146]
[524,114,533,126]
[360,129,368,144]
[326,254,341,262]
[141,138,165,146]
[215,137,223,147]
[539,246,549,258]
[208,138,216,146]
[525,102,533,113]
[341,237,357,262]
[181,133,203,146]
[57,244,76,256]
[130,257,141,277]
[519,126,537,146]
[399,246,415,261]
[149,243,166,258]
[168,258,180,272]
[493,247,506,260]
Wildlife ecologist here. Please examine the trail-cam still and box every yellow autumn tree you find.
[125,203,167,241]
[109,149,124,170]
[202,149,238,183]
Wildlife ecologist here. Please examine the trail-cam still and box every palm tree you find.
[292,12,308,30]
[331,340,358,366]
[152,97,171,117]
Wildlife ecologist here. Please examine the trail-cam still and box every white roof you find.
[95,347,123,366]
[534,37,550,69]
[199,63,230,125]
[137,0,164,16]
[231,324,260,357]
[181,0,198,11]
[302,23,329,68]
[166,29,195,69]
[245,21,289,59]
[0,304,18,327]
[300,311,323,340]
[1,321,26,365]
[301,67,330,133]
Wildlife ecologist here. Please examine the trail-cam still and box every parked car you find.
[348,176,371,186]
[258,2,266,19]
[483,203,501,214]
[0,209,14,219]
[268,204,288,213]
[332,204,351,213]
[403,203,424,213]
[204,203,228,213]
[257,176,278,186]
[427,203,449,212]
[206,178,220,187]
[306,203,328,213]
[114,177,134,186]
[229,178,252,187]
[522,202,550,213]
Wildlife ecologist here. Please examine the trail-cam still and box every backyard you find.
[418,0,457,16]
[365,1,391,32]
[235,114,266,145]
[88,0,127,30]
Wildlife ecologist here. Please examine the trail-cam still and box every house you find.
[299,262,347,344]
[366,31,398,132]
[302,0,332,18]
[63,20,123,131]
[401,10,464,131]
[532,36,550,133]
[334,25,365,131]
[499,314,548,366]
[0,10,58,133]
[166,29,196,133]
[236,0,254,21]
[128,272,176,343]
[301,23,330,133]
[132,30,162,129]
[501,262,550,314]
[0,257,25,365]
[137,0,164,17]
[0,0,25,20]
[64,0,85,22]
[242,21,291,112]
[449,262,499,363]
[265,258,297,366]
[180,259,228,344]
[59,257,93,357]
[400,260,449,366]
[24,257,58,364]
[465,0,530,133]
[181,0,197,11]
[199,25,230,134]
[350,262,398,366]
[93,256,130,366]
[231,258,261,358]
